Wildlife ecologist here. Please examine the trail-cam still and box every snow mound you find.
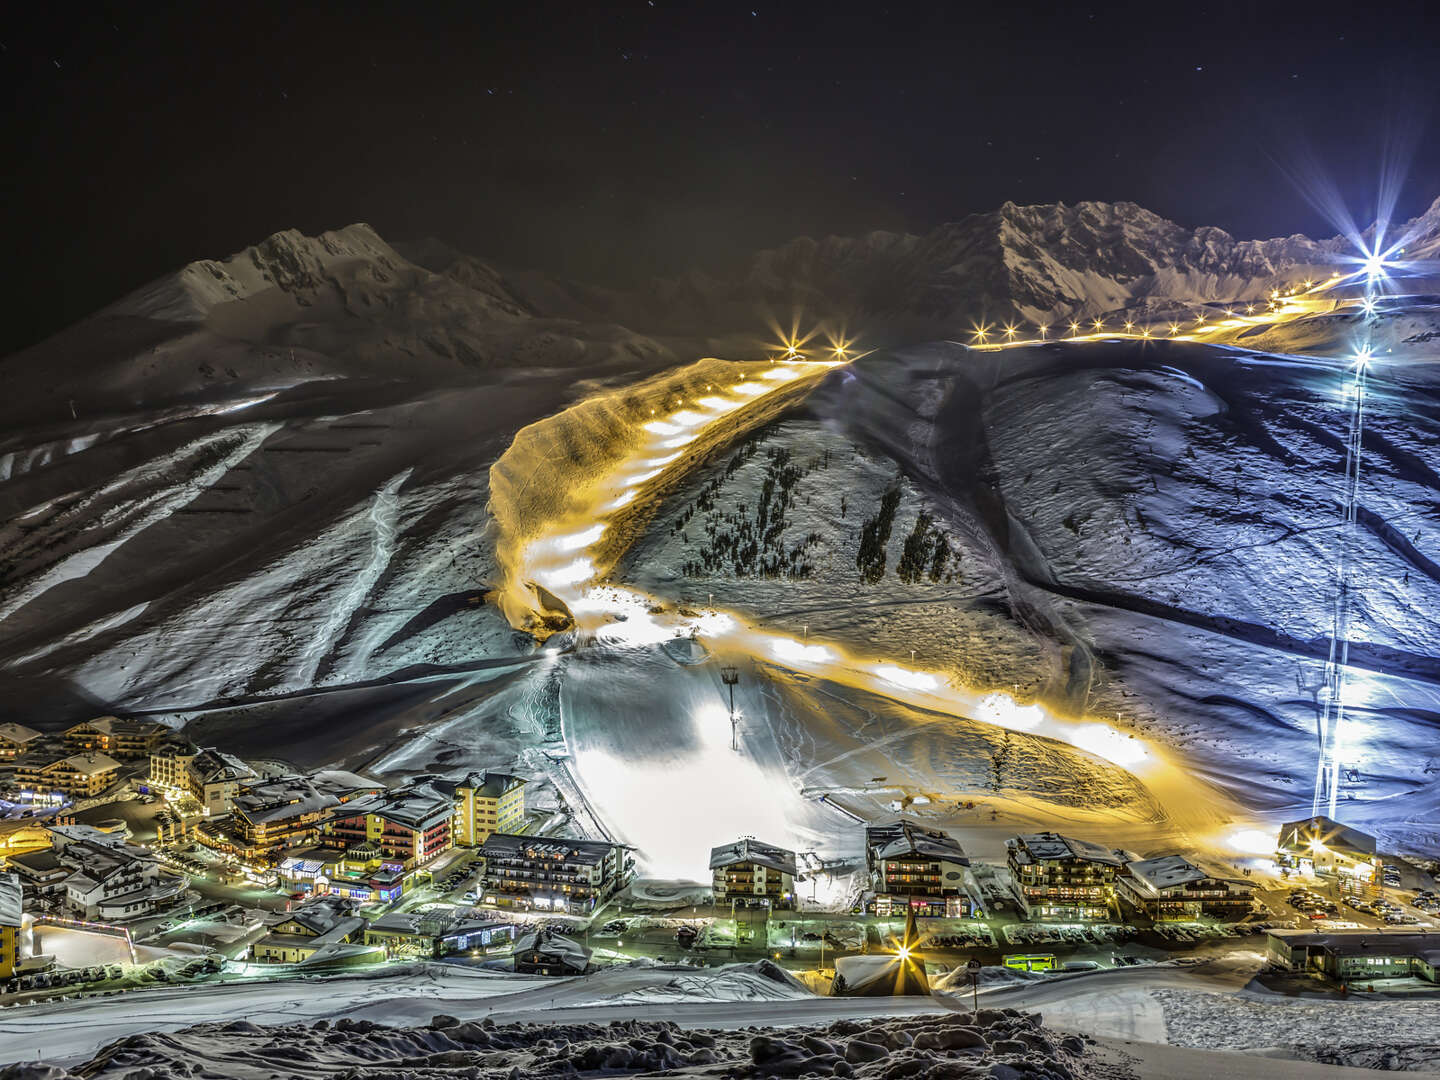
[587,959,810,1005]
[10,1007,1110,1079]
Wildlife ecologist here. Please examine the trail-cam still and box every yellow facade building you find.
[451,773,526,847]
[0,872,21,980]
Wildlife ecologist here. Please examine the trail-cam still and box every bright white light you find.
[762,368,799,382]
[605,491,638,511]
[698,396,741,413]
[535,557,595,588]
[770,638,836,665]
[671,410,707,426]
[644,453,680,468]
[623,467,663,487]
[1227,828,1276,856]
[1070,723,1147,767]
[644,420,681,435]
[871,665,939,692]
[975,692,1045,731]
[734,383,767,397]
[1355,349,1373,369]
[554,524,605,552]
[1364,253,1386,279]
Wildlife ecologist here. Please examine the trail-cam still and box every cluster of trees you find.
[680,445,822,579]
[856,485,902,583]
[896,509,953,583]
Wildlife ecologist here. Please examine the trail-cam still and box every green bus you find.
[1003,953,1057,972]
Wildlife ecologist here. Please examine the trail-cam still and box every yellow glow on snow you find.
[769,637,837,665]
[1226,828,1277,856]
[552,524,606,552]
[871,664,940,692]
[976,692,1046,731]
[536,557,595,588]
[604,491,638,511]
[1070,722,1148,766]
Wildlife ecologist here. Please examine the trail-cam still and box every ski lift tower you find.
[1313,261,1381,819]
[721,665,741,752]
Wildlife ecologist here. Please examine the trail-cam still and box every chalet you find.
[252,895,365,964]
[15,751,121,799]
[866,819,984,917]
[1007,832,1122,920]
[323,783,453,868]
[512,928,590,975]
[48,826,185,921]
[363,911,515,957]
[186,749,256,815]
[223,777,341,863]
[64,717,167,760]
[0,723,42,761]
[1117,855,1255,921]
[479,834,631,914]
[710,838,796,909]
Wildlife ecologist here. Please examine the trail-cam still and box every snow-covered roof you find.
[709,838,797,876]
[233,777,340,824]
[866,819,968,865]
[463,772,526,798]
[480,833,617,866]
[31,751,122,776]
[0,723,42,745]
[189,748,255,785]
[514,928,590,970]
[1273,930,1440,961]
[1125,855,1210,893]
[281,895,358,936]
[0,872,22,928]
[65,717,165,738]
[1008,832,1121,867]
[372,784,452,831]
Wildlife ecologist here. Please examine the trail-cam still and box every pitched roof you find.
[710,837,798,875]
[1123,854,1248,893]
[467,772,526,798]
[866,819,969,865]
[1277,816,1377,858]
[515,928,590,969]
[66,717,165,738]
[0,723,42,745]
[1009,832,1122,867]
[31,751,122,776]
[479,833,617,866]
[189,748,255,785]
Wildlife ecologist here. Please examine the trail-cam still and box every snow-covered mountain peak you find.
[104,223,408,323]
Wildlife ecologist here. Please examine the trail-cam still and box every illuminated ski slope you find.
[492,344,1259,877]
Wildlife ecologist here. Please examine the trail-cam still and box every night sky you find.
[5,0,1439,355]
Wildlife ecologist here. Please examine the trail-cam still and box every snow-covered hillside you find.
[1,201,1438,859]
[617,335,1440,854]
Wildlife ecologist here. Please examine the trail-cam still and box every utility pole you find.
[721,666,741,752]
